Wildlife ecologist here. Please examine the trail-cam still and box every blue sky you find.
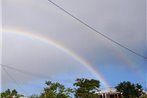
[1,0,147,96]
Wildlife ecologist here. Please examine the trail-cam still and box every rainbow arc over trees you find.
[3,29,111,88]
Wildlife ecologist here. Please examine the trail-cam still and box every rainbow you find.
[2,29,111,88]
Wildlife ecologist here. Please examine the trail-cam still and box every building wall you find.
[99,93,122,98]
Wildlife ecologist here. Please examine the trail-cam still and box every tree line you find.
[1,78,147,98]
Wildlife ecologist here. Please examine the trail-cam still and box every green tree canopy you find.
[1,89,23,98]
[40,81,73,98]
[140,94,147,98]
[115,81,144,98]
[73,78,100,98]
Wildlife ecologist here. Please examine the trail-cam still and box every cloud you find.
[2,0,146,93]
[2,32,95,84]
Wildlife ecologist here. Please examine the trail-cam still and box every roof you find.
[96,88,121,94]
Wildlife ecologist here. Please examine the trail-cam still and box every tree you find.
[115,81,144,98]
[1,89,23,98]
[73,78,100,98]
[40,81,73,98]
[29,94,39,98]
[140,94,147,98]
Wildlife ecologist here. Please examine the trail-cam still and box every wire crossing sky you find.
[2,66,26,94]
[2,0,146,95]
[47,0,147,60]
[1,64,49,79]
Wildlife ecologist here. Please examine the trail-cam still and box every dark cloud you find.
[1,0,146,93]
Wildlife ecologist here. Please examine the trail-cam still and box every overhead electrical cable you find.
[0,64,49,79]
[47,0,147,60]
[0,64,73,83]
[2,66,27,94]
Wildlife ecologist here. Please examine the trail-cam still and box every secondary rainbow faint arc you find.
[3,29,111,88]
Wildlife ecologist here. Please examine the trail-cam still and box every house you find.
[98,88,122,98]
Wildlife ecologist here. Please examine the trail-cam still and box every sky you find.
[1,0,147,96]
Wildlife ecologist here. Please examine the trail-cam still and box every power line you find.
[1,64,146,91]
[0,64,49,79]
[0,64,75,84]
[2,66,42,95]
[2,66,27,94]
[1,64,73,82]
[47,0,147,60]
[1,64,48,95]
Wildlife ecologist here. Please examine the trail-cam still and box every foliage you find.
[1,79,146,98]
[29,94,39,98]
[140,94,147,98]
[0,89,23,98]
[115,81,144,98]
[40,81,73,98]
[73,78,100,98]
